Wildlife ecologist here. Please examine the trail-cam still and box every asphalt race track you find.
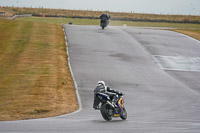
[1,25,200,133]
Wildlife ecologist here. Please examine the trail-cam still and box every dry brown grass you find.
[0,19,78,121]
[172,29,200,41]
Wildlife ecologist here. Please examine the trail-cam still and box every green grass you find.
[18,17,99,25]
[17,17,200,41]
[18,17,200,30]
[110,20,200,29]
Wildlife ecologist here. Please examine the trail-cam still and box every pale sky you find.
[0,0,200,15]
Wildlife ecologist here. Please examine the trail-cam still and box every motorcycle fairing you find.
[117,97,124,109]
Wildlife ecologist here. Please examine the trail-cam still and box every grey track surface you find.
[1,25,200,133]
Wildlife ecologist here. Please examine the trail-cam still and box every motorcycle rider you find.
[100,13,111,25]
[100,13,111,20]
[93,81,123,110]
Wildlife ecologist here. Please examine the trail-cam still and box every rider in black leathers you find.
[93,81,122,110]
[100,13,111,20]
[100,13,111,25]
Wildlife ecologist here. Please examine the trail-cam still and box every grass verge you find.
[0,18,78,121]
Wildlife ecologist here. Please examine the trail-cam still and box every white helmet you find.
[97,81,105,87]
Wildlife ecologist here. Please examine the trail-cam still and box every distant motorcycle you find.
[95,92,127,121]
[100,17,109,29]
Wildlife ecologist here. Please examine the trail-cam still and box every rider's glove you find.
[118,92,123,96]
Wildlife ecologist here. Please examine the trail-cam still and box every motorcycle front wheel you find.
[120,107,127,120]
[100,103,112,121]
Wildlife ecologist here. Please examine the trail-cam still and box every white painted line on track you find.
[153,55,200,72]
[61,26,82,115]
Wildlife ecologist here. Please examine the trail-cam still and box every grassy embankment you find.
[0,19,78,121]
[2,7,200,23]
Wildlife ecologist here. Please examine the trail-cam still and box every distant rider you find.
[100,13,111,24]
[93,81,123,110]
[100,13,111,20]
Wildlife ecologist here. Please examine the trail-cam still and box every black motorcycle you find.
[95,92,127,121]
[100,17,109,29]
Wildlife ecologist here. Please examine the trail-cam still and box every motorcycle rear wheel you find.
[100,104,112,121]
